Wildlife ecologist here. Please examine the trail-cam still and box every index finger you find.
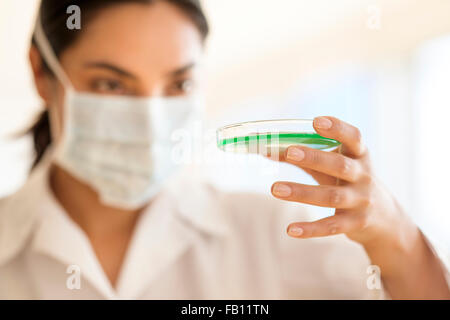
[313,116,366,158]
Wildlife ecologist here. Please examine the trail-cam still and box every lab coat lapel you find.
[30,181,117,299]
[114,167,230,299]
[0,150,117,299]
[114,201,197,299]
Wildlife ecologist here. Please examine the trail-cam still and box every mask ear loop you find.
[33,13,73,89]
[33,12,74,158]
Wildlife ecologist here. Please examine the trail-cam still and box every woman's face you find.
[31,1,205,139]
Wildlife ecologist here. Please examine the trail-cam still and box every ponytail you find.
[28,110,52,169]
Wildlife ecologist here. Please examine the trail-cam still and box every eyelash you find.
[90,78,195,96]
[91,78,127,94]
[171,79,194,94]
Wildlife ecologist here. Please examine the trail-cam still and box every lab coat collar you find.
[30,186,118,299]
[115,165,231,298]
[165,165,231,238]
[0,151,230,298]
[0,150,118,298]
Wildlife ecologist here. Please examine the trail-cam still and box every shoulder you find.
[0,186,33,227]
[0,167,48,266]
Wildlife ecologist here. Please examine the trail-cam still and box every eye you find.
[168,79,195,96]
[91,78,128,95]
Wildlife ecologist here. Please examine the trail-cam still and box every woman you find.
[0,0,448,299]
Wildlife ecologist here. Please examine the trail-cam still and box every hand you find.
[270,116,416,247]
[269,117,450,299]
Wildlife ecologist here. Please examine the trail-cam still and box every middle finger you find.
[284,145,363,183]
[271,182,361,209]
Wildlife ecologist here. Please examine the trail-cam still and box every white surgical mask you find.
[33,15,203,209]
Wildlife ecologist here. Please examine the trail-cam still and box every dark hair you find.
[29,0,209,168]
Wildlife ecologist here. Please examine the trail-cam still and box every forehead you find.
[60,2,203,76]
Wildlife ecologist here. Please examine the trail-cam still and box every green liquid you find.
[218,132,341,154]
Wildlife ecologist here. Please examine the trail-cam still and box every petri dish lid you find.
[216,119,341,154]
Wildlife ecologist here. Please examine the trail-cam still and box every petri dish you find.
[216,119,341,155]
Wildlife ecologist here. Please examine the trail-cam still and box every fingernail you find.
[286,147,305,161]
[272,183,292,197]
[288,226,304,236]
[314,117,333,130]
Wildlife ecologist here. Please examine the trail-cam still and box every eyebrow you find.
[84,62,138,79]
[83,61,196,79]
[167,62,196,77]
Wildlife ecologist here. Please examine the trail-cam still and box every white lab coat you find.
[0,154,449,299]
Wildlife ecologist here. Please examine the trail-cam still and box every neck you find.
[48,163,143,238]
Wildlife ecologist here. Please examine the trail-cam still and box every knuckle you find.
[328,189,344,206]
[354,128,366,155]
[357,212,371,230]
[308,226,315,237]
[364,194,375,208]
[333,120,344,135]
[354,127,362,143]
[326,222,340,235]
[360,172,374,185]
[308,149,321,164]
[339,157,352,177]
[362,147,371,159]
